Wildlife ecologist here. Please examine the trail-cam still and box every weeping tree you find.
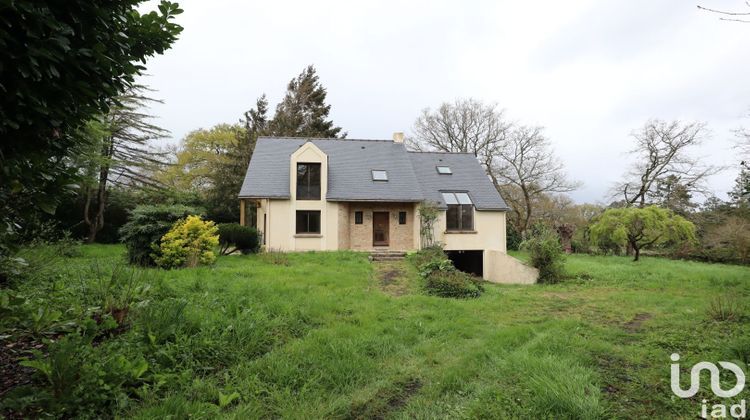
[589,206,696,261]
[82,85,170,243]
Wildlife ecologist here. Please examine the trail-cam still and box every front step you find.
[369,250,407,262]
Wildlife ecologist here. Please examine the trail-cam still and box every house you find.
[238,133,538,284]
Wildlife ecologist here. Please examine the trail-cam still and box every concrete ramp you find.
[484,250,538,285]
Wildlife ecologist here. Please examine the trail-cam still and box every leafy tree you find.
[82,85,170,243]
[0,1,183,252]
[161,124,241,191]
[589,206,696,261]
[160,124,245,222]
[268,65,345,138]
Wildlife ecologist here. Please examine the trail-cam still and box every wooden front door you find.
[372,212,389,246]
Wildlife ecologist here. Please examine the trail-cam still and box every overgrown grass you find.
[2,245,749,419]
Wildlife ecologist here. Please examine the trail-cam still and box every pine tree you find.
[268,65,345,138]
[729,162,750,208]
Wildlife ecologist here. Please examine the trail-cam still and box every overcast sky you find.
[139,0,746,203]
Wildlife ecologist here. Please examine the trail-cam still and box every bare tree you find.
[492,125,581,237]
[734,112,750,157]
[82,85,169,243]
[698,2,750,23]
[409,99,579,238]
[408,98,512,172]
[614,119,721,208]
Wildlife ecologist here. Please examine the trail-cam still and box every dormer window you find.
[371,170,388,181]
[436,166,452,174]
[297,163,321,200]
[442,192,474,231]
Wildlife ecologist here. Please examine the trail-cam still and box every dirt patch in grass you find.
[623,313,652,333]
[373,261,413,297]
[349,377,423,419]
[0,335,40,398]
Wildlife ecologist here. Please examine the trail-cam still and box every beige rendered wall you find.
[252,142,341,252]
[484,250,538,284]
[431,210,507,253]
[346,202,417,251]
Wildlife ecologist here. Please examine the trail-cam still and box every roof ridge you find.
[407,150,475,155]
[258,136,394,143]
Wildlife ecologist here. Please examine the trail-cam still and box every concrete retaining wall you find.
[484,250,538,284]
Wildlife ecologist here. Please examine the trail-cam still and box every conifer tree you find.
[268,65,345,138]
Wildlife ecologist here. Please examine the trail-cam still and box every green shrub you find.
[217,223,260,255]
[417,259,484,298]
[521,225,565,284]
[407,246,446,269]
[506,223,522,251]
[119,204,203,266]
[154,216,219,269]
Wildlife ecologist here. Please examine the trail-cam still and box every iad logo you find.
[670,353,747,419]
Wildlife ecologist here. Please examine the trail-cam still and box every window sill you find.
[294,234,322,238]
[444,230,477,234]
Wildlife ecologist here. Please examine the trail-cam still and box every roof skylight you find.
[436,166,452,174]
[371,170,388,181]
[441,192,473,205]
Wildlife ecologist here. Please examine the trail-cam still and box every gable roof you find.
[239,136,508,211]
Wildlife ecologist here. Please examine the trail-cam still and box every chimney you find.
[392,132,405,143]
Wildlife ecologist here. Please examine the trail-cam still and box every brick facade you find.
[344,202,416,251]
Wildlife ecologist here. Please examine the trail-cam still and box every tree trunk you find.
[84,137,113,243]
[633,245,640,262]
[520,185,532,240]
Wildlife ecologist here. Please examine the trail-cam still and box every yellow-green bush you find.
[154,216,219,269]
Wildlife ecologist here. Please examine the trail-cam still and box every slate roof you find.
[408,152,509,210]
[239,137,508,211]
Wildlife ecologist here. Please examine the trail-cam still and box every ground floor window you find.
[296,210,321,234]
[398,211,407,224]
[246,204,257,229]
[354,211,363,224]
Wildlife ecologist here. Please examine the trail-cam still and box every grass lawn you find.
[3,245,750,419]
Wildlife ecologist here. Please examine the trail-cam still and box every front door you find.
[372,212,389,246]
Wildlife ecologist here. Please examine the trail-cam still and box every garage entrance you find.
[446,250,483,278]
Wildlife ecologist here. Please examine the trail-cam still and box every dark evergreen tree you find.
[729,162,750,208]
[268,65,345,138]
[650,175,697,216]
